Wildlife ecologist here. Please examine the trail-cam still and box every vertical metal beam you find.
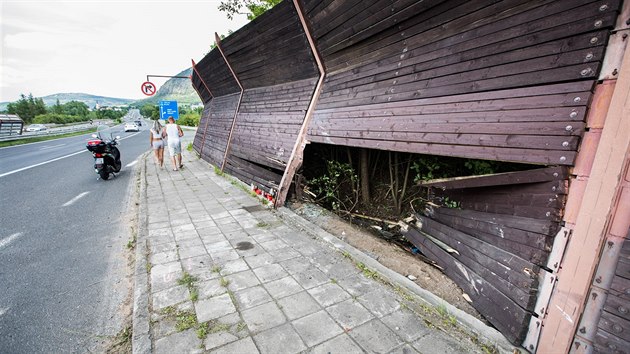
[214,32,244,172]
[191,59,214,156]
[537,24,630,353]
[275,0,326,207]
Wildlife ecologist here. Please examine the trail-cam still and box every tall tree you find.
[218,0,281,20]
[6,94,47,123]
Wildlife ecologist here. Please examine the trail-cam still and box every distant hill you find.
[0,67,201,111]
[133,67,201,106]
[0,93,134,111]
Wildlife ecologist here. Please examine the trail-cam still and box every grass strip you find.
[0,127,98,148]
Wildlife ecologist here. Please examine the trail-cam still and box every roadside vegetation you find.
[5,93,128,125]
[0,127,98,148]
[138,104,201,127]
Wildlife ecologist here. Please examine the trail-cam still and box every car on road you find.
[26,124,47,132]
[124,123,139,132]
[134,120,142,126]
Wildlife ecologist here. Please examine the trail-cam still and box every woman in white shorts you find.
[164,116,184,171]
[149,120,165,168]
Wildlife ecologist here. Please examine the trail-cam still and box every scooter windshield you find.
[96,125,114,142]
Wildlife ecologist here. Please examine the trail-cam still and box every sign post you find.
[159,101,179,120]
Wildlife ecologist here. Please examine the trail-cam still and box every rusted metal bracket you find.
[275,0,326,207]
[214,32,244,172]
[191,59,214,99]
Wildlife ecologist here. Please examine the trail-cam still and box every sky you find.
[0,0,249,103]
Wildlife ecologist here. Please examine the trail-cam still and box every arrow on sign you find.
[141,81,156,96]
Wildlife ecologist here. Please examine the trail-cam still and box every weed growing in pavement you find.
[256,221,269,228]
[220,277,230,287]
[356,262,378,279]
[211,265,221,273]
[436,303,457,327]
[330,278,338,284]
[178,272,200,302]
[186,142,193,152]
[126,233,136,250]
[160,306,177,317]
[107,325,132,351]
[196,322,209,339]
[342,251,351,259]
[214,166,224,176]
[146,262,152,273]
[175,311,198,332]
[236,322,247,332]
[190,287,199,302]
[210,322,231,333]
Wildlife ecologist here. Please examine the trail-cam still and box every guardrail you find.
[0,124,97,142]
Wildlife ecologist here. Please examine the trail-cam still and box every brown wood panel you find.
[308,135,577,165]
[604,293,630,322]
[325,0,616,71]
[404,225,530,345]
[417,215,539,282]
[421,167,568,189]
[308,131,579,151]
[594,329,630,354]
[599,311,630,343]
[431,209,552,250]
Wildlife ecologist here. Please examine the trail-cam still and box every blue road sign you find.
[159,100,179,120]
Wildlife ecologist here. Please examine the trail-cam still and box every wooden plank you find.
[431,210,552,250]
[308,130,579,151]
[594,328,630,354]
[325,0,616,71]
[403,226,530,345]
[430,216,551,266]
[325,46,604,96]
[433,207,557,235]
[326,27,607,89]
[417,215,539,281]
[604,292,630,322]
[420,167,567,189]
[307,135,577,165]
[314,105,588,122]
[598,311,630,342]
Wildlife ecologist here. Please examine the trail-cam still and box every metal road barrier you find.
[0,124,97,142]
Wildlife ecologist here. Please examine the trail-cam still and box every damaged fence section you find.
[191,0,623,350]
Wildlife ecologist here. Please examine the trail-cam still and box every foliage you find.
[95,107,128,121]
[218,0,281,20]
[140,104,159,120]
[178,111,200,127]
[7,93,47,123]
[308,160,359,212]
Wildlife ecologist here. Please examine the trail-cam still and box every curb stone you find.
[132,152,152,354]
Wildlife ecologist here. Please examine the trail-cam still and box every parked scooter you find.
[86,125,121,180]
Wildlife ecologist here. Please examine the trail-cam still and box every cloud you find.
[1,1,249,102]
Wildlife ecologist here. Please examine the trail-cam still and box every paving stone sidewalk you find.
[131,141,511,354]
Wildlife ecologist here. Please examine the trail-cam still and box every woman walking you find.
[164,116,184,171]
[149,120,165,168]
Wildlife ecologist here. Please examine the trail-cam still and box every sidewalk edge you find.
[132,152,151,354]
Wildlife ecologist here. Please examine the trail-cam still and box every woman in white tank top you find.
[164,116,184,171]
[149,120,165,168]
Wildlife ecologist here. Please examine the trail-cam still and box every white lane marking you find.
[0,150,86,178]
[0,128,143,178]
[0,233,23,250]
[125,160,138,168]
[62,191,90,207]
[39,143,66,150]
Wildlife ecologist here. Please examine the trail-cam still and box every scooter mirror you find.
[92,134,97,138]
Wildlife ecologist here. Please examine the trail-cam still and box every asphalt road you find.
[0,110,150,352]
